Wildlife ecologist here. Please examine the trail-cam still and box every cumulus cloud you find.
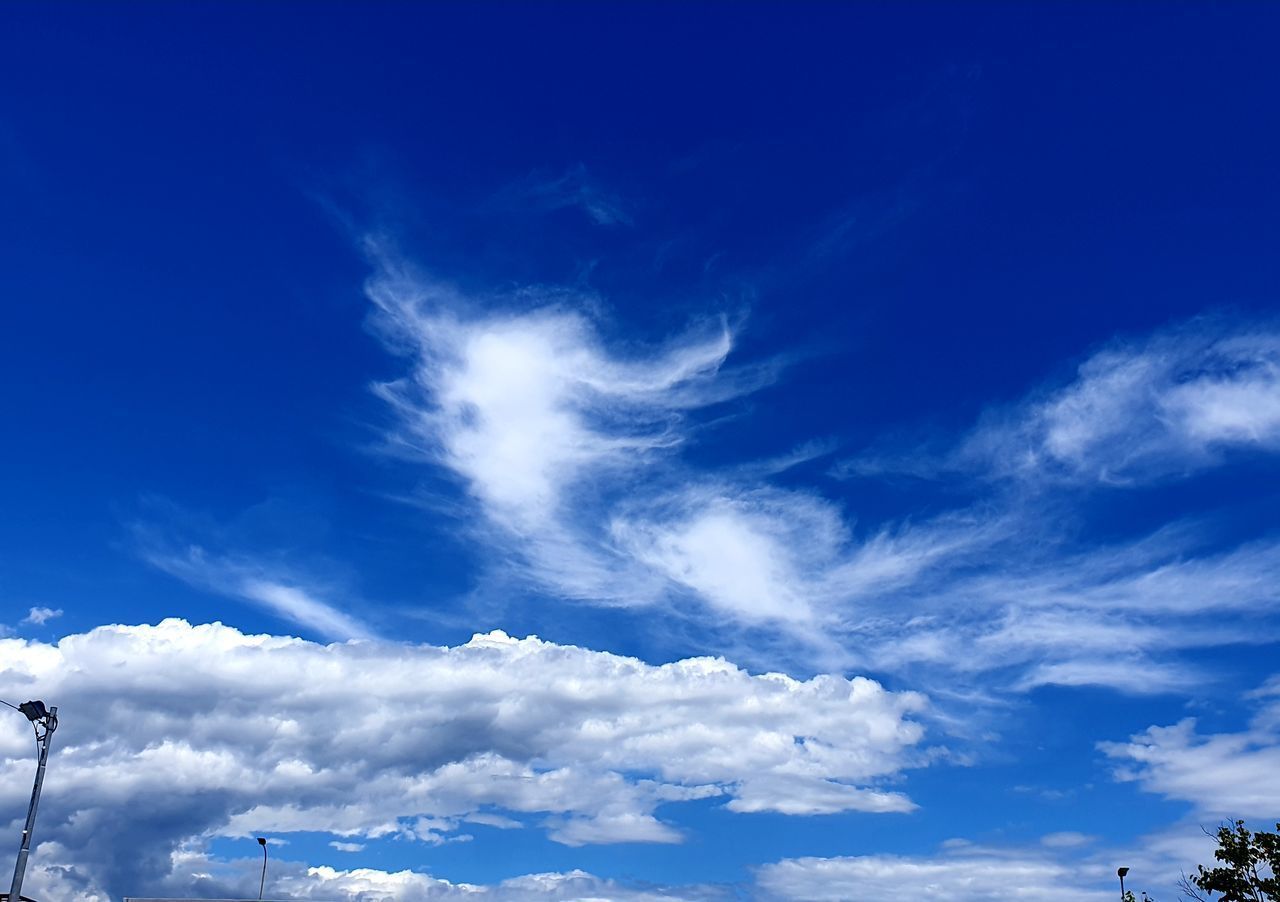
[276,860,726,901]
[22,606,62,625]
[23,845,725,902]
[1,620,927,900]
[1099,679,1280,817]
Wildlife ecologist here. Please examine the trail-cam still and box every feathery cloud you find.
[138,540,375,642]
[844,319,1280,486]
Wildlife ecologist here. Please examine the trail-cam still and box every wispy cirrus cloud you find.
[832,524,1280,699]
[364,250,1280,693]
[364,252,993,645]
[138,539,375,642]
[498,163,635,227]
[612,485,992,627]
[842,319,1280,486]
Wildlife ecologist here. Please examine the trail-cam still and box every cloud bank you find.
[755,846,1116,901]
[0,619,926,900]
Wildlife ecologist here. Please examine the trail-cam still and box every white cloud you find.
[328,841,365,853]
[755,847,1115,901]
[365,261,1280,693]
[366,256,755,605]
[0,619,927,900]
[963,322,1280,485]
[1099,684,1280,817]
[613,489,832,624]
[757,829,1226,901]
[853,525,1280,694]
[21,606,62,625]
[840,321,1280,487]
[24,843,726,902]
[278,861,725,901]
[1039,831,1095,848]
[365,257,990,643]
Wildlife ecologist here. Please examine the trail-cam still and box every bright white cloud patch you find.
[963,322,1280,485]
[22,846,725,902]
[1099,680,1280,817]
[276,860,725,901]
[365,261,1280,693]
[0,620,926,900]
[841,320,1280,487]
[755,847,1115,901]
[366,257,750,605]
[364,257,986,639]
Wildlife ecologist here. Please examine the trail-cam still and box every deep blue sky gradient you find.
[3,2,1279,896]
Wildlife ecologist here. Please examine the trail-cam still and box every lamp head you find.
[17,700,48,722]
[1118,867,1129,878]
[258,837,267,847]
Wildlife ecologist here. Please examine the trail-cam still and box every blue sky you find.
[2,3,1279,900]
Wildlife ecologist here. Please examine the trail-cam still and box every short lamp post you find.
[4,699,58,902]
[1118,866,1130,901]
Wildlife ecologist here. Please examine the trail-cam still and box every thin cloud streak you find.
[139,542,376,641]
[498,163,636,227]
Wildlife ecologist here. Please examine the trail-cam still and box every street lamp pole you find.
[5,700,58,902]
[257,837,267,901]
[1118,867,1129,902]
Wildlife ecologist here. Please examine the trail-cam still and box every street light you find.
[1118,866,1130,901]
[2,699,58,902]
[257,837,267,901]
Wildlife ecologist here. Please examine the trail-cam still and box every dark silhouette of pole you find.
[257,837,268,901]
[1118,866,1129,901]
[5,700,58,902]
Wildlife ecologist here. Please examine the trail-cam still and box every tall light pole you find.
[1118,866,1129,901]
[257,837,268,901]
[3,699,58,902]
